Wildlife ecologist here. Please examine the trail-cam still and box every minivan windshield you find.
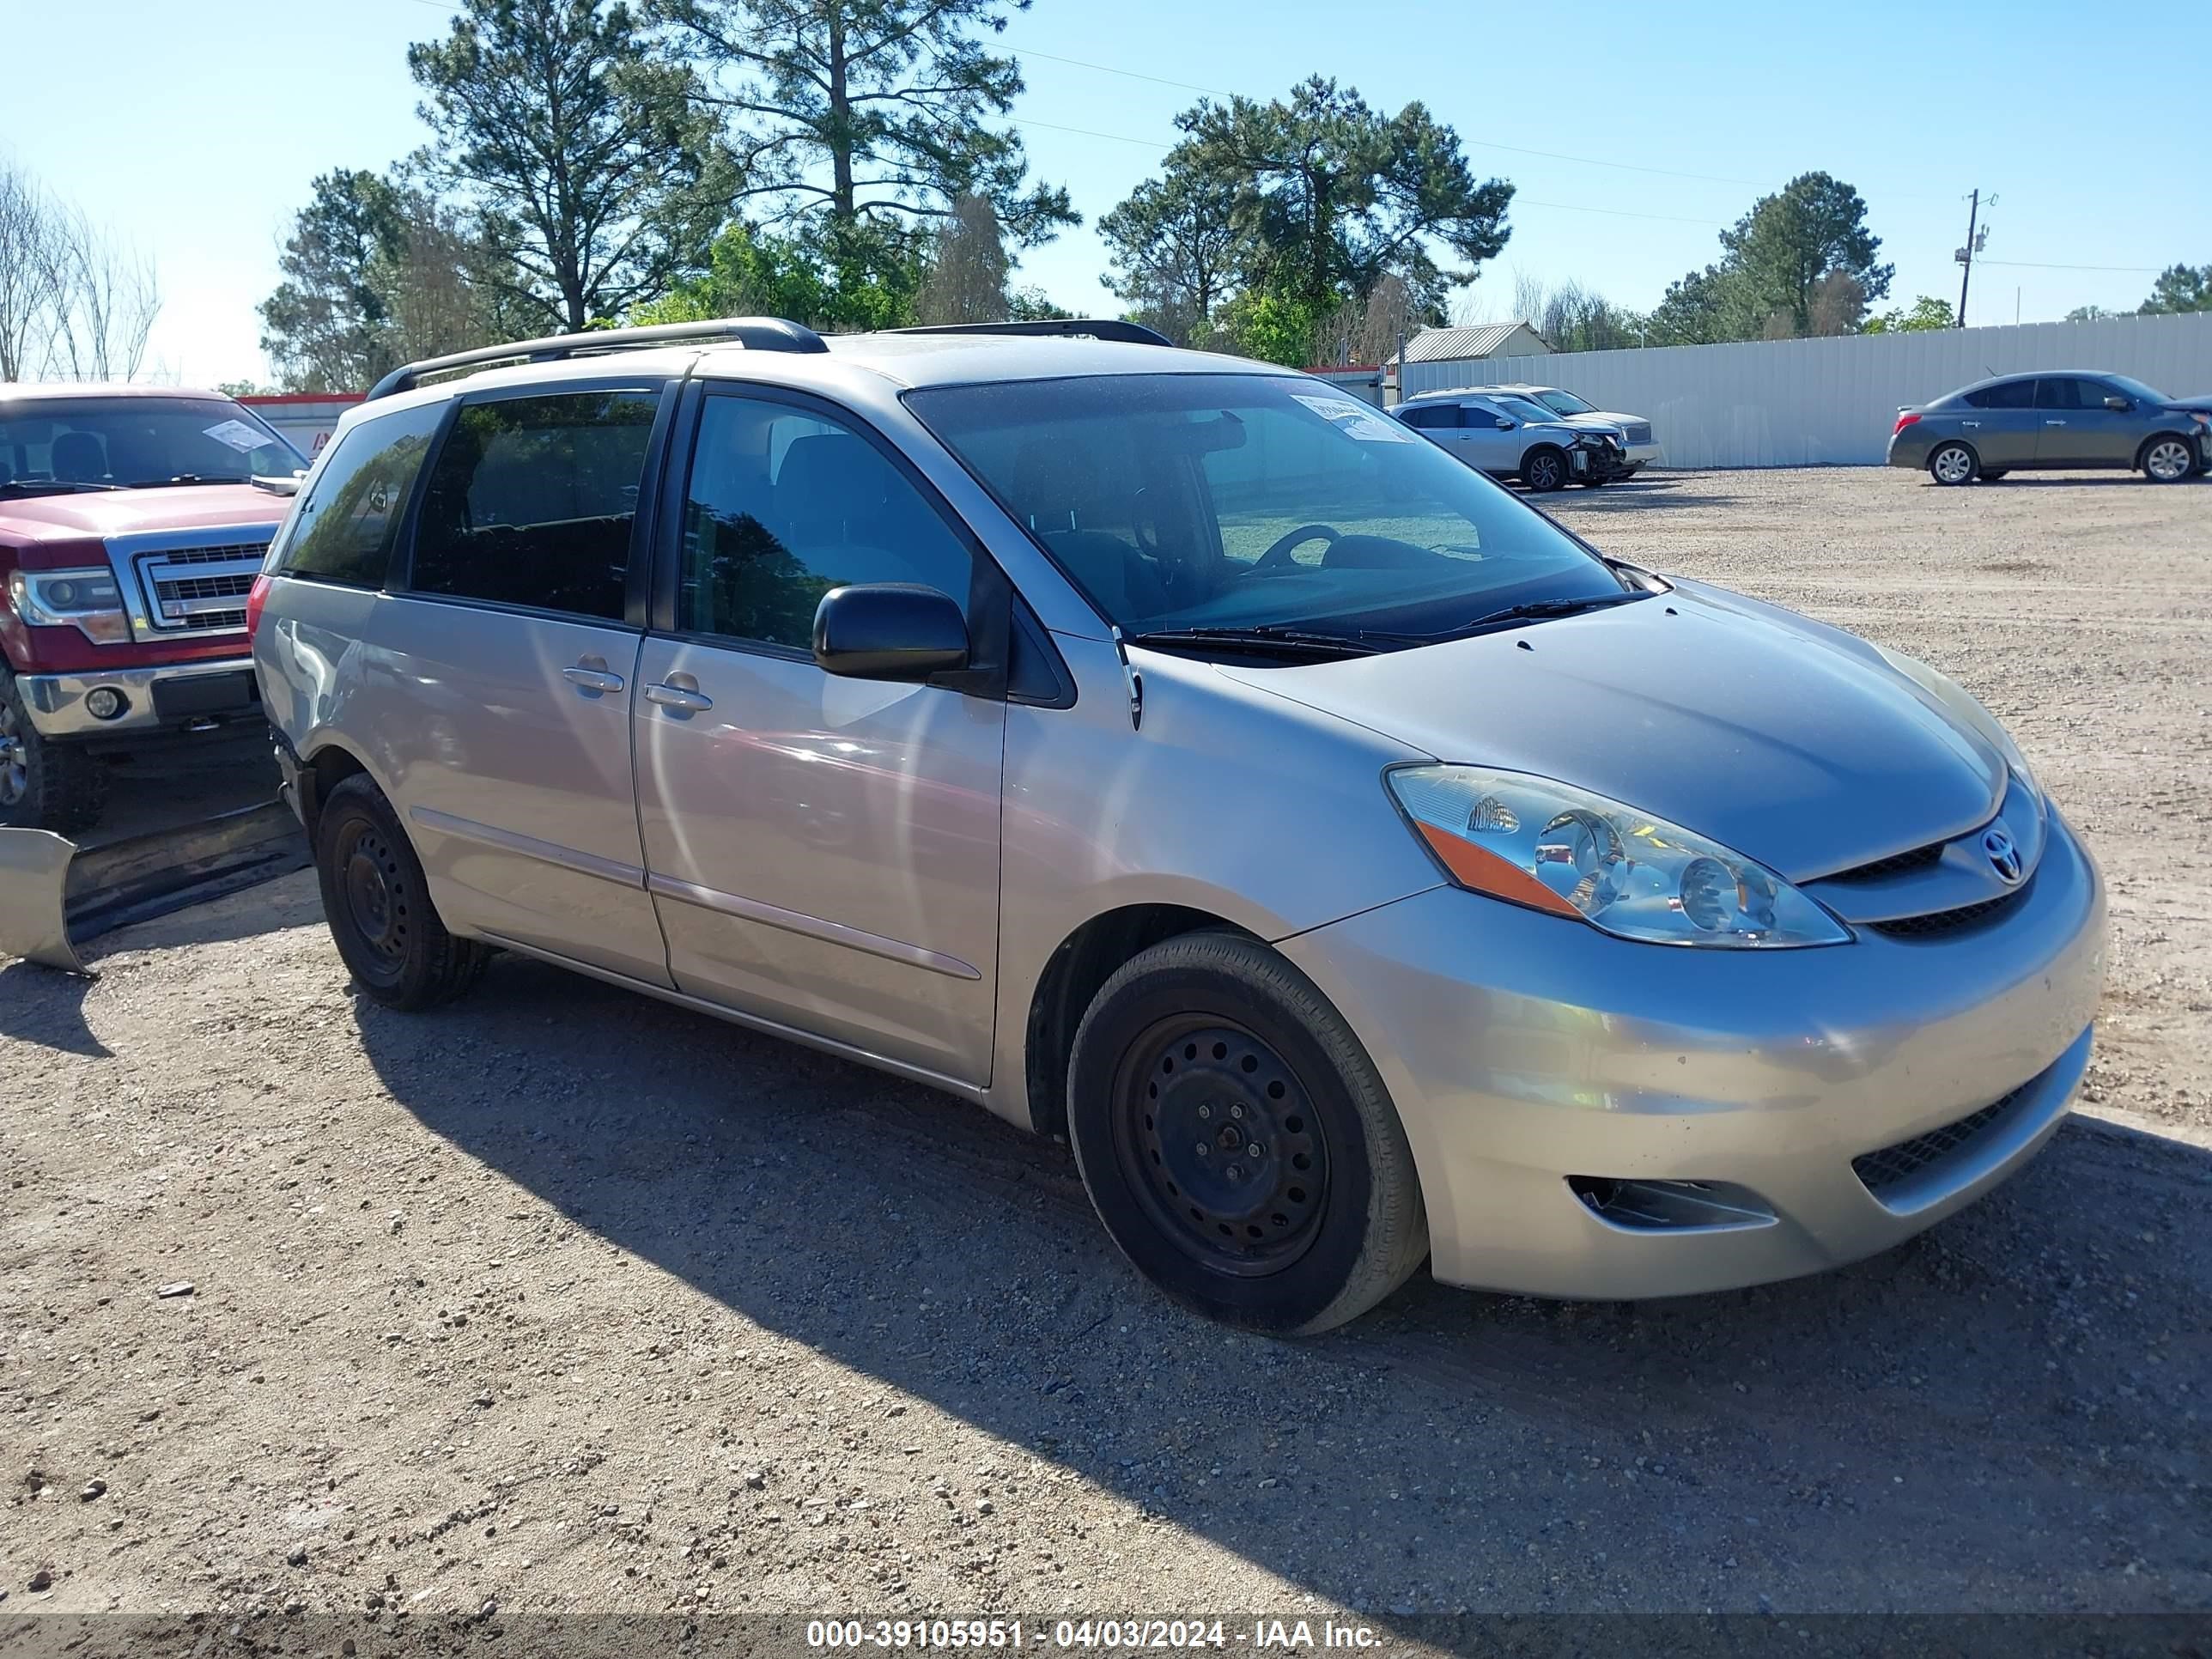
[908,373,1634,644]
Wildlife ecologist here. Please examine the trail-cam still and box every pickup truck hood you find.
[1218,581,2007,883]
[0,483,285,553]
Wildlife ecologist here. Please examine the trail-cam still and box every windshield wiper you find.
[1126,624,1385,659]
[1431,592,1648,638]
[0,479,124,498]
[127,474,247,488]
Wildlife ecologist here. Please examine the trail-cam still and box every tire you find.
[1928,442,1978,486]
[1519,446,1569,493]
[313,773,488,1010]
[2140,434,2197,483]
[1578,473,1611,489]
[1066,931,1428,1334]
[0,665,107,836]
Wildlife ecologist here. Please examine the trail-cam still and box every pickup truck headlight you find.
[7,567,131,645]
[1386,764,1850,948]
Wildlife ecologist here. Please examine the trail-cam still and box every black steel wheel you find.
[1067,931,1427,1334]
[313,773,488,1009]
[1113,1018,1332,1276]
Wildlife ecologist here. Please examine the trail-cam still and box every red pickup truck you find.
[2,385,304,835]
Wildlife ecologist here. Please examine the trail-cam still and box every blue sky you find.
[6,1,2207,386]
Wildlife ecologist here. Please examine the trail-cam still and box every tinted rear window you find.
[409,391,659,622]
[1962,380,2034,410]
[276,402,445,588]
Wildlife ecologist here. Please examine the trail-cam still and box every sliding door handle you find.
[562,665,626,695]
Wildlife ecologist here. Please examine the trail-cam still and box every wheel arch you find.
[1518,441,1568,476]
[2135,429,2199,473]
[1021,902,1259,1143]
[295,735,381,842]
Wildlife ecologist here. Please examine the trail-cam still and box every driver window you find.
[678,394,975,650]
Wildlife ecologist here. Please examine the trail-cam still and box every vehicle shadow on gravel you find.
[0,960,107,1058]
[350,951,2212,1611]
[1541,478,1740,514]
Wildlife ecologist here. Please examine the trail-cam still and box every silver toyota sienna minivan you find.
[251,317,2106,1334]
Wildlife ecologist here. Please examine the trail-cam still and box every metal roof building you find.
[1397,322,1553,363]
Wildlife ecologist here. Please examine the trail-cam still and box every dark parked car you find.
[1888,371,2210,486]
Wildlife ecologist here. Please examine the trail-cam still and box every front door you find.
[1452,398,1522,474]
[2035,377,2135,465]
[378,384,673,987]
[631,388,1006,1086]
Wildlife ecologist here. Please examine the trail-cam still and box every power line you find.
[1975,257,2163,274]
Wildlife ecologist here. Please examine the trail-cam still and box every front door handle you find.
[562,665,625,695]
[645,682,713,714]
[2044,419,2067,427]
[1961,420,1980,428]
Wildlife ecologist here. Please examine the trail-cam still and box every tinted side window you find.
[1963,380,2035,410]
[678,394,975,650]
[276,402,445,587]
[1400,404,1461,430]
[2035,377,2110,410]
[410,391,659,621]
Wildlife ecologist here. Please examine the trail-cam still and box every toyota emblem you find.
[1982,823,2024,884]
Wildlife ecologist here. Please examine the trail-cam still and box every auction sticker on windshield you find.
[1290,394,1413,442]
[202,420,268,452]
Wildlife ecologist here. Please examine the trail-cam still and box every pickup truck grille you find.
[131,538,270,636]
[1622,422,1653,446]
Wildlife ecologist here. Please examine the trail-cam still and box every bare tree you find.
[0,159,63,380]
[41,205,161,380]
[0,157,161,382]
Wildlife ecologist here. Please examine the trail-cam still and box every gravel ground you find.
[2,467,2209,1645]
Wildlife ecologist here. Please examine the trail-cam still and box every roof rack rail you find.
[364,316,829,402]
[884,319,1174,348]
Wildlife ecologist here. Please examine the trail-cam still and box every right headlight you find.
[1386,765,1850,949]
[7,566,130,645]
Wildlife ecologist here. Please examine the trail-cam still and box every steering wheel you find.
[1250,523,1341,572]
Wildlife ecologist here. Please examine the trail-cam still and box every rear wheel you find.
[1066,931,1428,1334]
[313,773,488,1009]
[0,666,107,836]
[1929,442,1978,486]
[2141,435,2196,483]
[1520,446,1569,493]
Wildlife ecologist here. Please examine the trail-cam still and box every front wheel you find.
[1929,442,1978,486]
[313,773,489,1010]
[0,666,107,836]
[2142,436,2197,483]
[1520,447,1570,493]
[1066,931,1428,1334]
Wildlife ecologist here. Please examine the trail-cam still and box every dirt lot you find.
[3,467,2209,1644]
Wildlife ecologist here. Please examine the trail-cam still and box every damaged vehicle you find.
[252,318,2105,1333]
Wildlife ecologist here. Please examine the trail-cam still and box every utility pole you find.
[1954,189,1993,327]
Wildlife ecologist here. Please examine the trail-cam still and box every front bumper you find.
[16,656,260,739]
[1281,812,2106,1299]
[1621,441,1662,469]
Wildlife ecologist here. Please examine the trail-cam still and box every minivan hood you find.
[1218,582,2007,882]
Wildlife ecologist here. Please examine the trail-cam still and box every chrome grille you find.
[1852,1084,2027,1195]
[1623,422,1652,445]
[131,538,270,635]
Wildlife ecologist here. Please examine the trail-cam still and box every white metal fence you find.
[1400,312,2212,470]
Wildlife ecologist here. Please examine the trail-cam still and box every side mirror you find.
[2103,395,2130,411]
[812,582,969,682]
[1494,416,1515,430]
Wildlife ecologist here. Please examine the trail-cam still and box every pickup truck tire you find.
[0,665,108,837]
[1066,930,1429,1335]
[313,773,488,1010]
